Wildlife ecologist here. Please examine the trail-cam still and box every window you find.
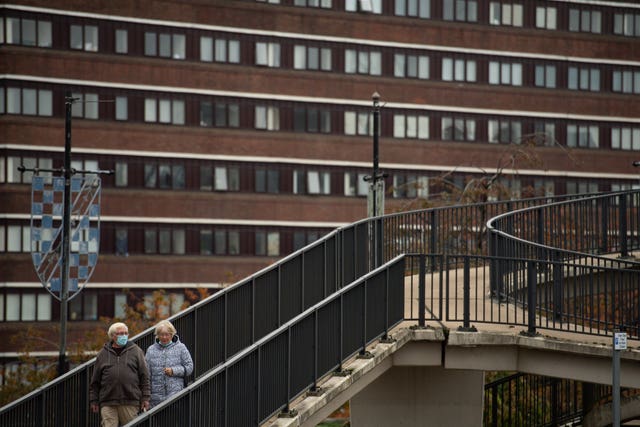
[442,58,476,82]
[534,121,556,146]
[567,124,599,148]
[115,162,128,187]
[4,17,52,47]
[344,110,373,136]
[566,181,598,196]
[489,2,523,27]
[255,105,280,130]
[255,231,280,256]
[394,0,430,18]
[255,42,280,67]
[200,36,240,63]
[200,101,240,127]
[144,98,185,125]
[489,61,522,86]
[488,119,522,144]
[443,0,477,22]
[535,64,556,88]
[71,92,99,119]
[144,227,186,254]
[228,231,241,255]
[1,292,51,321]
[294,45,332,71]
[534,179,555,197]
[70,24,98,51]
[611,126,640,151]
[293,107,331,133]
[614,13,640,37]
[200,230,213,255]
[144,163,185,189]
[346,0,382,14]
[569,8,601,34]
[568,67,600,92]
[115,96,128,120]
[145,32,185,59]
[441,116,476,141]
[392,175,428,198]
[200,165,241,191]
[255,168,280,193]
[294,0,332,8]
[535,6,557,30]
[307,170,331,195]
[115,228,128,255]
[394,53,429,79]
[612,70,640,94]
[70,292,97,320]
[393,114,429,139]
[344,172,369,196]
[4,156,52,183]
[345,49,382,76]
[215,166,240,191]
[115,29,128,54]
[4,87,52,116]
[293,169,307,194]
[293,231,321,251]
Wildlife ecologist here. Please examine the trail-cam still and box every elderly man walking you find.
[89,322,150,426]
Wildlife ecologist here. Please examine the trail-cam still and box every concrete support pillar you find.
[350,366,484,427]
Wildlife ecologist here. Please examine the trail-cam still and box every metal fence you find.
[2,191,639,426]
[125,256,406,427]
[483,373,582,427]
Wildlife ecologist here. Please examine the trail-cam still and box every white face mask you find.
[116,334,128,346]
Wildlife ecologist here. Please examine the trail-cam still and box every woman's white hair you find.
[107,322,128,338]
[154,320,177,337]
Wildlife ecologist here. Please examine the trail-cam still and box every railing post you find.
[537,208,545,261]
[552,251,563,323]
[523,261,538,336]
[491,385,498,427]
[619,194,629,258]
[429,210,437,256]
[601,197,609,253]
[418,254,426,327]
[458,257,477,332]
[359,278,374,358]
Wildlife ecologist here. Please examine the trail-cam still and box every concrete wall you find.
[350,366,484,427]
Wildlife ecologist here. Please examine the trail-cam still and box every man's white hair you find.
[108,322,128,338]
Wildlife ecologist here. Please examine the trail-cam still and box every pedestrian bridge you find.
[2,191,640,426]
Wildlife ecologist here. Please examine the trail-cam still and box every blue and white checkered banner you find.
[30,175,101,301]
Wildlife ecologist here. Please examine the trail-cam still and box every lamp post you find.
[371,92,381,219]
[364,92,385,268]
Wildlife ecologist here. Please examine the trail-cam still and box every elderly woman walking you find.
[145,320,194,408]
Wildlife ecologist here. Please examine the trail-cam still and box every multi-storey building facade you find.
[1,0,639,369]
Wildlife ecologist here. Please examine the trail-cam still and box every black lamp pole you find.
[57,93,74,376]
[372,92,380,219]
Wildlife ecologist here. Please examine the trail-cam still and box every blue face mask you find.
[116,334,128,346]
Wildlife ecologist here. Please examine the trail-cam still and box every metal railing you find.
[0,222,370,427]
[2,190,639,426]
[126,256,405,426]
[0,194,566,425]
[483,373,582,427]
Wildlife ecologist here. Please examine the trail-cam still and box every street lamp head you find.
[633,161,640,167]
[372,91,380,107]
